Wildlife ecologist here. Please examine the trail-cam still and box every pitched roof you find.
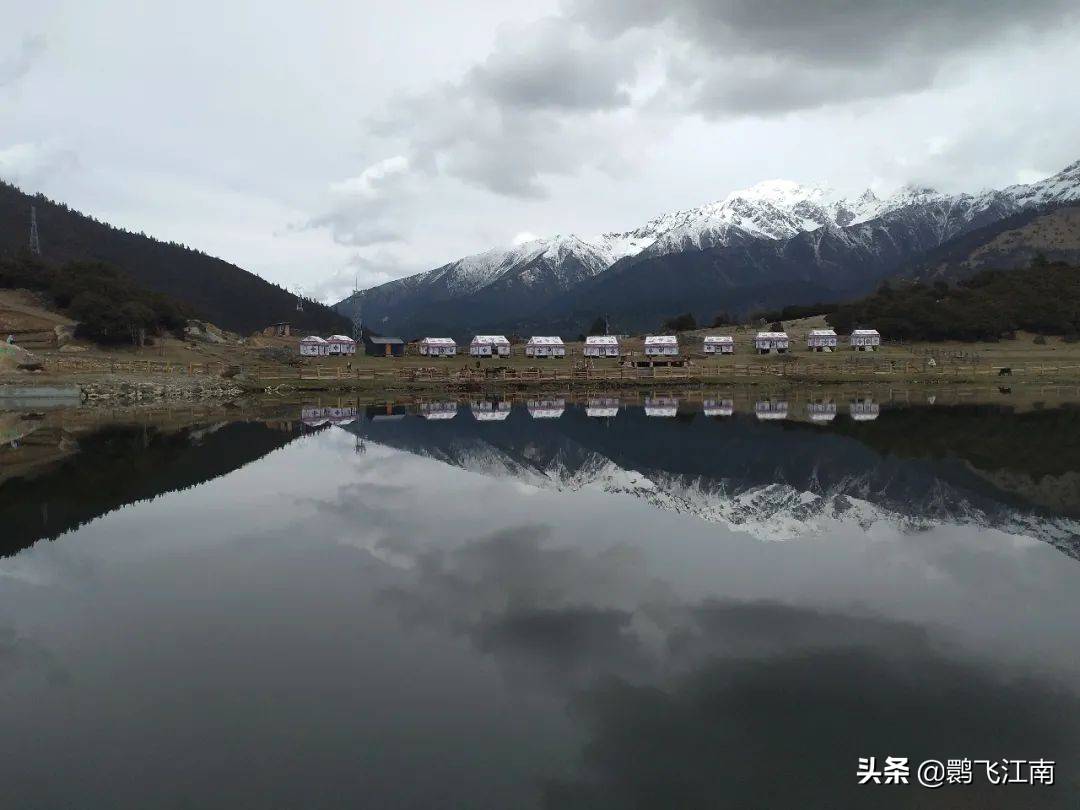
[471,335,510,344]
[526,336,564,345]
[584,335,619,345]
[644,335,678,345]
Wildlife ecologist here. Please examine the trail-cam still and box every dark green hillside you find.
[827,260,1080,341]
[1,255,190,345]
[0,181,350,335]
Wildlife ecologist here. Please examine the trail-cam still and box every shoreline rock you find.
[80,377,244,403]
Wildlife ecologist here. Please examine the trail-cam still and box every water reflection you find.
[2,396,1080,807]
[585,397,620,418]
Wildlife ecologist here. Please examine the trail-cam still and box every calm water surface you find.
[2,399,1080,808]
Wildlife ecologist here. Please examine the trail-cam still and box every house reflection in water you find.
[527,398,566,419]
[703,398,734,417]
[300,406,330,427]
[755,400,789,421]
[585,397,620,418]
[365,404,407,422]
[850,399,881,421]
[302,405,359,426]
[806,401,837,423]
[419,401,459,421]
[471,400,511,422]
[645,396,678,417]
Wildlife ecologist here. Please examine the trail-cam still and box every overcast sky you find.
[3,0,1079,303]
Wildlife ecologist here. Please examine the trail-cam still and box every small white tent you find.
[419,337,457,357]
[703,335,735,354]
[807,329,838,352]
[850,329,881,351]
[525,336,566,358]
[583,335,620,357]
[470,335,511,357]
[299,336,329,356]
[644,335,679,356]
[326,335,357,355]
[754,332,789,354]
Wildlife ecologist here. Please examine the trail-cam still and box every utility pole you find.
[295,286,304,312]
[29,205,41,256]
[351,274,363,341]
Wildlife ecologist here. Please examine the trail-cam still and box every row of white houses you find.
[299,335,357,356]
[304,329,882,358]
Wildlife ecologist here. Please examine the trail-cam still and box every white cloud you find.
[329,155,410,199]
[0,140,79,187]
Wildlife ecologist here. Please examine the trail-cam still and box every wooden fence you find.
[41,354,1080,383]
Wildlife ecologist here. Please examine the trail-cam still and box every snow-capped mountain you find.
[335,159,1080,336]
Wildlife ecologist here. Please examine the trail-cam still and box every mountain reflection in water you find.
[344,399,1080,556]
[1,397,1079,808]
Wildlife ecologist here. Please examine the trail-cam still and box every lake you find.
[2,393,1080,808]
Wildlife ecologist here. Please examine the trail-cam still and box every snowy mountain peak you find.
[341,158,1080,315]
[723,178,832,207]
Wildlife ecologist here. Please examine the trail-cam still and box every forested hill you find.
[0,181,350,335]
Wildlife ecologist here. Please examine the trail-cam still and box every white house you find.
[420,401,458,420]
[644,335,679,356]
[525,336,566,358]
[703,398,734,417]
[419,337,457,357]
[754,331,789,354]
[754,400,789,420]
[645,396,678,417]
[584,335,620,357]
[471,400,512,421]
[703,335,735,355]
[470,335,511,357]
[326,335,357,355]
[807,401,838,423]
[807,329,838,352]
[586,397,620,418]
[850,399,880,421]
[527,398,566,418]
[850,329,881,351]
[299,335,329,356]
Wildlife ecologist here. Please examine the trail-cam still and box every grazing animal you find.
[998,367,1012,376]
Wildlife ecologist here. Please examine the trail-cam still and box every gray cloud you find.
[369,0,1078,201]
[549,603,1080,809]
[467,17,637,112]
[570,0,1076,115]
[0,34,46,88]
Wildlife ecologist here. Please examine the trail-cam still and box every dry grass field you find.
[5,288,1080,392]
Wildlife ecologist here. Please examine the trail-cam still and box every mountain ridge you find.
[336,160,1080,336]
[0,180,351,335]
